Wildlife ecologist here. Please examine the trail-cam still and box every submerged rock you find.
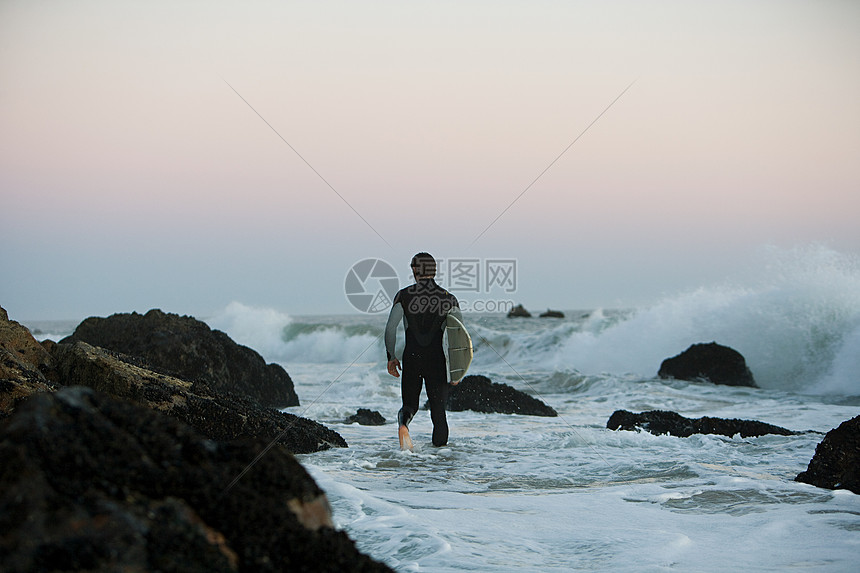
[52,340,345,454]
[440,375,557,417]
[0,387,393,572]
[607,409,797,438]
[539,309,565,318]
[796,415,860,494]
[658,342,757,387]
[345,408,386,426]
[507,304,532,318]
[61,309,299,408]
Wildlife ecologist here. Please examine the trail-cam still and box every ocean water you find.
[203,248,859,572]
[28,247,860,571]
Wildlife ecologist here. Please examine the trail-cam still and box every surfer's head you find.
[411,252,436,279]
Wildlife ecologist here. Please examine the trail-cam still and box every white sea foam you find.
[205,301,383,364]
[206,301,294,360]
[211,246,860,396]
[515,245,860,394]
[811,322,860,396]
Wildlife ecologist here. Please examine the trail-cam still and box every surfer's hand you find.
[451,379,460,386]
[387,359,401,378]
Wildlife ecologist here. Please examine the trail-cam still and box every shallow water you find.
[285,357,858,572]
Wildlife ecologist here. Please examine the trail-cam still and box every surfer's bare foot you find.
[398,425,413,451]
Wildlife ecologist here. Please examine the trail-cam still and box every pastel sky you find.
[2,1,859,320]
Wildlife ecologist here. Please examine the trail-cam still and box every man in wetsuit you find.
[385,252,462,448]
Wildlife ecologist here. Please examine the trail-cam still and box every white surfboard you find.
[443,314,473,384]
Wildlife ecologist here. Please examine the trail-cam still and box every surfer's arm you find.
[384,300,403,362]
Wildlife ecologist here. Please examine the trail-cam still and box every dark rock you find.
[0,305,58,417]
[539,309,565,318]
[607,409,797,438]
[61,309,298,408]
[51,340,345,454]
[439,375,557,417]
[346,408,386,426]
[796,415,860,494]
[0,386,393,572]
[507,304,532,318]
[658,342,757,387]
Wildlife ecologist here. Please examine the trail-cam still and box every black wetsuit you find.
[385,278,461,447]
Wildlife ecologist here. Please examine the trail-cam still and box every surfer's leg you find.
[399,355,421,428]
[398,355,422,451]
[425,356,449,446]
[397,407,414,428]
